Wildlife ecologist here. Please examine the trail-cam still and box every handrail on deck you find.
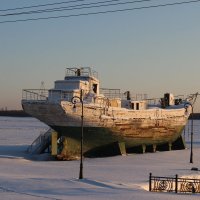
[22,89,48,101]
[65,67,98,79]
[22,89,75,102]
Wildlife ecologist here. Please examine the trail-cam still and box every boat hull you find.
[51,125,184,156]
[22,101,188,157]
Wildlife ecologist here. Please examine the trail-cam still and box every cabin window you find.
[136,103,139,110]
[62,92,71,101]
[93,84,97,93]
[131,103,134,110]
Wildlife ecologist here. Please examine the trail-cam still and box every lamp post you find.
[71,89,84,179]
[190,104,194,164]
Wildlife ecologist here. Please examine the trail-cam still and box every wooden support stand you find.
[84,142,126,157]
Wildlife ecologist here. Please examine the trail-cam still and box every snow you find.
[0,117,200,199]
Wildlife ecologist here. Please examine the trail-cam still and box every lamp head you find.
[73,104,77,112]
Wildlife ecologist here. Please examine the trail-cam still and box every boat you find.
[22,67,197,158]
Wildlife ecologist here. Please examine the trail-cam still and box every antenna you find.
[39,81,46,100]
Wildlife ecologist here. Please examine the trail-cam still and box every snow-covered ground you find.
[0,116,200,200]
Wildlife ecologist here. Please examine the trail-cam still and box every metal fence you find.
[149,173,200,193]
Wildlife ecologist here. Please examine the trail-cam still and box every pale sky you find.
[0,0,200,111]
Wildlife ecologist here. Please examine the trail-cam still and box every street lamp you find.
[190,104,194,164]
[71,89,84,179]
[185,102,194,164]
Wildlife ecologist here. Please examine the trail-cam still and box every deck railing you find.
[100,88,122,99]
[22,89,74,102]
[22,89,48,101]
[22,88,162,105]
[65,67,98,79]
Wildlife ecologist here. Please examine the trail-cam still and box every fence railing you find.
[149,173,200,193]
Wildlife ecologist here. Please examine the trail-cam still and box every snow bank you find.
[0,117,200,199]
